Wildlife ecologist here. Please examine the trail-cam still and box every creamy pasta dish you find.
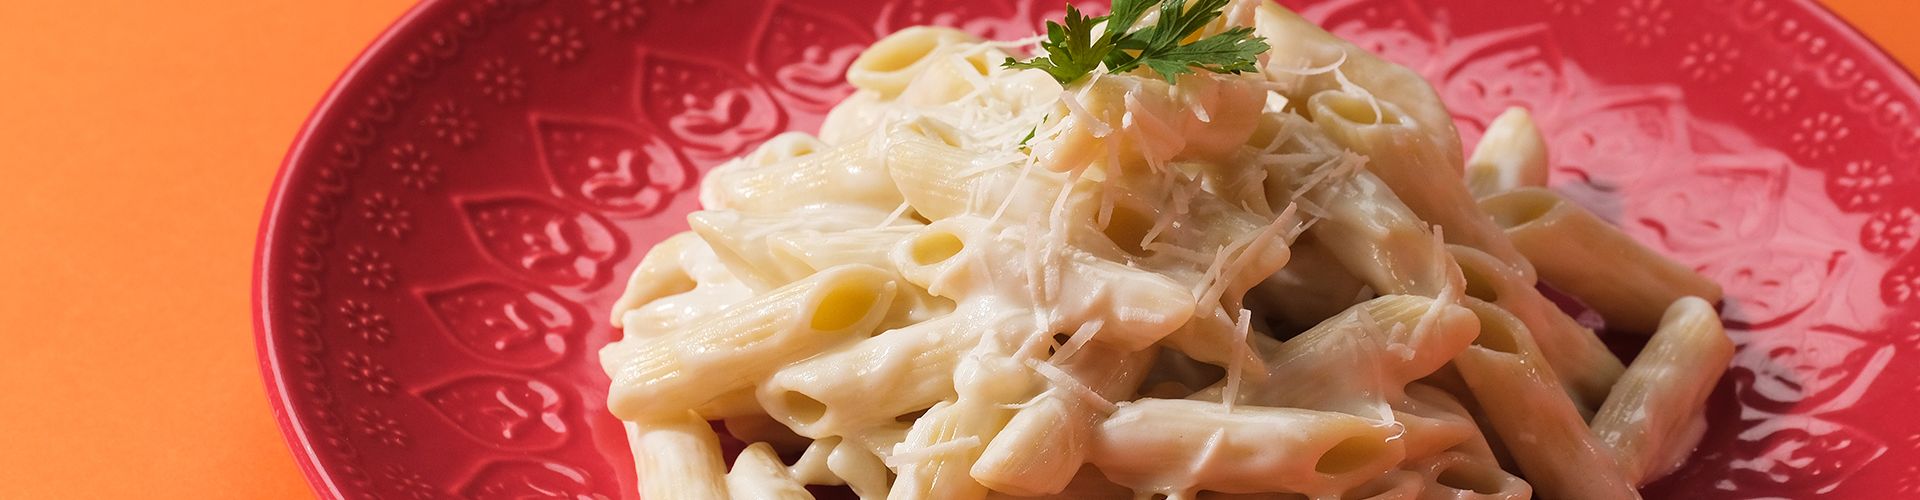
[598,0,1733,499]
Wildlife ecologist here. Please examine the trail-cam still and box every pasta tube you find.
[830,437,894,499]
[818,89,889,145]
[1266,141,1451,297]
[757,313,984,438]
[1215,295,1479,410]
[1088,398,1404,497]
[1479,188,1723,333]
[1252,0,1464,174]
[1394,384,1488,462]
[744,131,830,167]
[1405,451,1533,500]
[766,226,955,330]
[1591,297,1733,484]
[1307,90,1531,279]
[1450,298,1640,500]
[898,43,1012,107]
[972,345,1157,496]
[605,264,898,420]
[769,227,921,273]
[608,232,751,329]
[1339,470,1423,500]
[688,207,902,288]
[726,442,815,500]
[886,128,1105,225]
[889,355,1036,500]
[982,466,1135,499]
[1247,232,1370,331]
[1464,107,1549,198]
[848,26,980,98]
[627,412,729,500]
[895,219,1197,352]
[1449,245,1624,412]
[700,137,904,214]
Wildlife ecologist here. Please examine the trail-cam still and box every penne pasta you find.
[1480,188,1723,333]
[1088,398,1404,498]
[1247,232,1371,332]
[819,89,891,145]
[769,226,922,273]
[1450,298,1640,500]
[1307,90,1533,280]
[983,466,1138,499]
[830,436,895,498]
[1448,245,1624,412]
[898,43,1014,107]
[1339,470,1423,500]
[1394,383,1490,462]
[604,264,898,420]
[887,127,1078,220]
[1251,1,1464,173]
[895,218,1198,353]
[688,207,905,288]
[1405,451,1533,500]
[972,345,1157,496]
[1207,295,1478,411]
[732,131,833,171]
[1257,124,1452,297]
[1032,74,1183,174]
[1591,297,1734,484]
[607,231,754,330]
[701,137,905,214]
[1464,107,1550,198]
[600,2,1737,497]
[758,312,985,438]
[727,442,816,500]
[889,365,1033,499]
[849,26,981,98]
[628,412,730,500]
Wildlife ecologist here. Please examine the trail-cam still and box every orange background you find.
[0,0,1912,498]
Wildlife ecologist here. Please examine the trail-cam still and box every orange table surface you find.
[0,0,1914,498]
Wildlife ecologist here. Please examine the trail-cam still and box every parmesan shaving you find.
[1221,308,1253,412]
[1407,226,1463,357]
[876,201,914,229]
[999,387,1058,410]
[1060,89,1112,138]
[1123,92,1182,169]
[1144,241,1214,266]
[949,53,996,103]
[1266,51,1348,76]
[987,156,1037,227]
[1260,89,1289,114]
[1050,318,1106,364]
[884,436,982,468]
[1026,358,1117,415]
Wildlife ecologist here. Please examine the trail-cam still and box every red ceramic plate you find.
[255,0,1920,497]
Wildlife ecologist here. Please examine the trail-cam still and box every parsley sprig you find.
[1004,0,1269,85]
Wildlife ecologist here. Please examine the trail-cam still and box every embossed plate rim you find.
[1802,0,1920,103]
[255,0,449,497]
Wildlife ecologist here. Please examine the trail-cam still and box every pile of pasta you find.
[599,2,1732,499]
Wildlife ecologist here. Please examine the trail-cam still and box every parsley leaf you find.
[1135,26,1266,82]
[1106,0,1155,34]
[1005,0,1268,85]
[1002,5,1111,84]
